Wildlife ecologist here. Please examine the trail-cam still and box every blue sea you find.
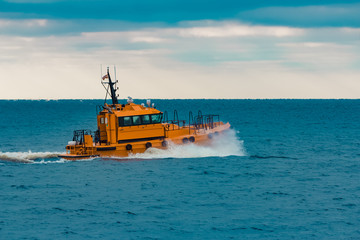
[1,99,360,239]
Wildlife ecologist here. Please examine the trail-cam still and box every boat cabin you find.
[97,102,165,146]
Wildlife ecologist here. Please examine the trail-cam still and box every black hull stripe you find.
[118,136,164,144]
[97,147,116,151]
[58,155,99,158]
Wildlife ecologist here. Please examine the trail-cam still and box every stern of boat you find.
[59,129,99,160]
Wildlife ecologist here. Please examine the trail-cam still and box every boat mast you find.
[107,67,119,105]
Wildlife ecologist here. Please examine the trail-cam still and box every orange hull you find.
[59,123,230,160]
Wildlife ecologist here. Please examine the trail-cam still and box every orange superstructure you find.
[59,68,230,160]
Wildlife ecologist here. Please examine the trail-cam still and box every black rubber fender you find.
[182,137,189,144]
[126,144,132,151]
[208,133,213,139]
[145,142,152,149]
[189,136,195,142]
[162,140,168,147]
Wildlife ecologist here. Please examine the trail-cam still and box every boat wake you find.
[127,129,246,159]
[0,151,65,164]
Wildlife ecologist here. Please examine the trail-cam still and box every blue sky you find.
[0,0,359,98]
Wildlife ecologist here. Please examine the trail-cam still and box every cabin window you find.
[118,117,129,127]
[133,116,141,125]
[123,116,132,126]
[100,117,104,124]
[118,117,124,126]
[118,114,163,127]
[141,115,151,124]
[151,114,162,124]
[105,118,108,124]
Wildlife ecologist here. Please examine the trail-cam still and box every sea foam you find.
[0,151,64,163]
[126,129,246,159]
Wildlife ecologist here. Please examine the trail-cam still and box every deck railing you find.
[164,110,220,135]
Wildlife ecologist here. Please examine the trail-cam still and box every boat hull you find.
[59,123,230,160]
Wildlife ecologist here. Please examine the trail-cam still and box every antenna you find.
[101,66,119,106]
[107,67,119,105]
[114,65,117,84]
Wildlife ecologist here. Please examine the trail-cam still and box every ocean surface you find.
[0,99,360,239]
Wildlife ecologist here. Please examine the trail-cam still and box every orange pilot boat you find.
[59,68,231,160]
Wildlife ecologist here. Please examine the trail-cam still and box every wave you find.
[250,155,298,160]
[125,129,246,159]
[0,151,64,163]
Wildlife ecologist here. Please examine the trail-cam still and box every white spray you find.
[127,129,246,159]
[0,151,64,163]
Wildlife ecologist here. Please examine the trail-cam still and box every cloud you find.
[0,18,52,36]
[130,36,167,43]
[277,41,358,72]
[0,17,305,39]
[0,18,47,27]
[0,20,359,99]
[238,4,360,27]
[177,24,304,38]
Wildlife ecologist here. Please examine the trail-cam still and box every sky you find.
[0,0,359,99]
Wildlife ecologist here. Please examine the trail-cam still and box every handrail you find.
[163,109,221,133]
[163,111,168,123]
[189,111,193,134]
[173,110,179,126]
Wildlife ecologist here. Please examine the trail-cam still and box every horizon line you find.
[0,98,359,101]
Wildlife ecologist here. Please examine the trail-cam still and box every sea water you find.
[0,99,359,239]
